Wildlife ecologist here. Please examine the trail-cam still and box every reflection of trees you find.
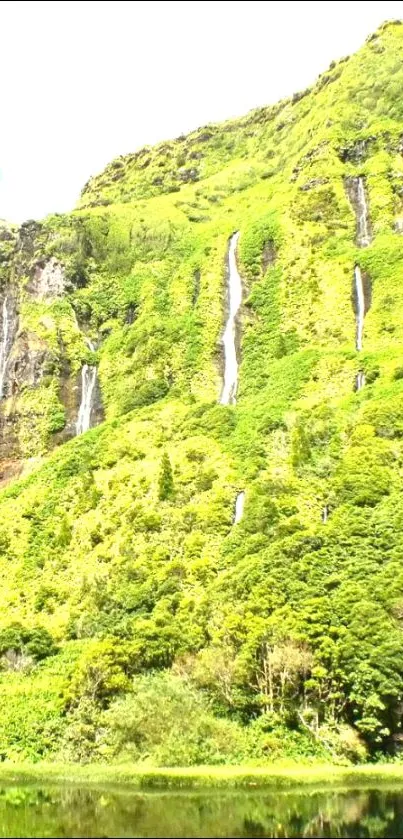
[300,790,368,837]
[0,784,400,837]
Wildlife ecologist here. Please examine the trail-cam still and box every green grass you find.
[2,762,403,791]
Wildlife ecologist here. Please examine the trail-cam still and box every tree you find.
[181,644,238,708]
[158,452,174,501]
[0,623,57,662]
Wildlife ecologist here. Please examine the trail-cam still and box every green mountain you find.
[0,20,403,764]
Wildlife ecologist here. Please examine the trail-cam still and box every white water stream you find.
[356,371,366,391]
[351,179,370,376]
[76,339,98,435]
[220,232,242,405]
[234,491,245,524]
[354,265,365,352]
[356,177,371,247]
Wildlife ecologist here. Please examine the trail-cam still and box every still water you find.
[1,785,403,837]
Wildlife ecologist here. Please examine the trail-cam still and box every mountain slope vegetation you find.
[0,20,403,763]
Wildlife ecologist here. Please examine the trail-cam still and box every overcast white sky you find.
[0,0,402,222]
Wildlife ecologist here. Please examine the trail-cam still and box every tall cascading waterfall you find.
[346,175,372,248]
[0,297,12,399]
[354,265,366,352]
[76,339,98,435]
[345,175,372,391]
[220,234,246,526]
[234,491,245,524]
[220,231,242,405]
[356,176,372,247]
[355,371,366,391]
[345,176,371,384]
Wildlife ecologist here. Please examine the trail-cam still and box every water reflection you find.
[0,785,403,837]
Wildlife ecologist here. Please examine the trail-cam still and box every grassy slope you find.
[0,21,403,760]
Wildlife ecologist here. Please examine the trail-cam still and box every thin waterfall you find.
[220,232,242,405]
[76,339,98,435]
[354,265,365,351]
[0,297,10,398]
[346,176,372,247]
[322,505,329,524]
[356,177,371,247]
[234,491,245,524]
[355,371,365,391]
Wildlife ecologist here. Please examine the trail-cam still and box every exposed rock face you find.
[338,138,374,163]
[125,304,137,324]
[0,425,21,484]
[0,218,104,478]
[28,258,66,301]
[15,220,43,266]
[53,366,82,446]
[0,293,18,399]
[7,330,54,394]
[0,456,22,486]
[299,177,329,192]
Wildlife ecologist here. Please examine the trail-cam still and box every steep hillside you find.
[1,20,403,763]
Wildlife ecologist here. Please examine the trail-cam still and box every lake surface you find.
[1,784,403,837]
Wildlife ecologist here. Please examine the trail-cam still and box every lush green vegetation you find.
[0,21,403,765]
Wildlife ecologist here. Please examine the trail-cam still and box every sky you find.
[1,0,402,223]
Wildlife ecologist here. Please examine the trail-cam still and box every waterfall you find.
[356,177,371,247]
[345,176,372,247]
[322,505,329,524]
[220,231,242,405]
[354,265,365,351]
[234,491,245,524]
[355,371,365,391]
[73,308,102,435]
[76,339,98,435]
[0,297,10,399]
